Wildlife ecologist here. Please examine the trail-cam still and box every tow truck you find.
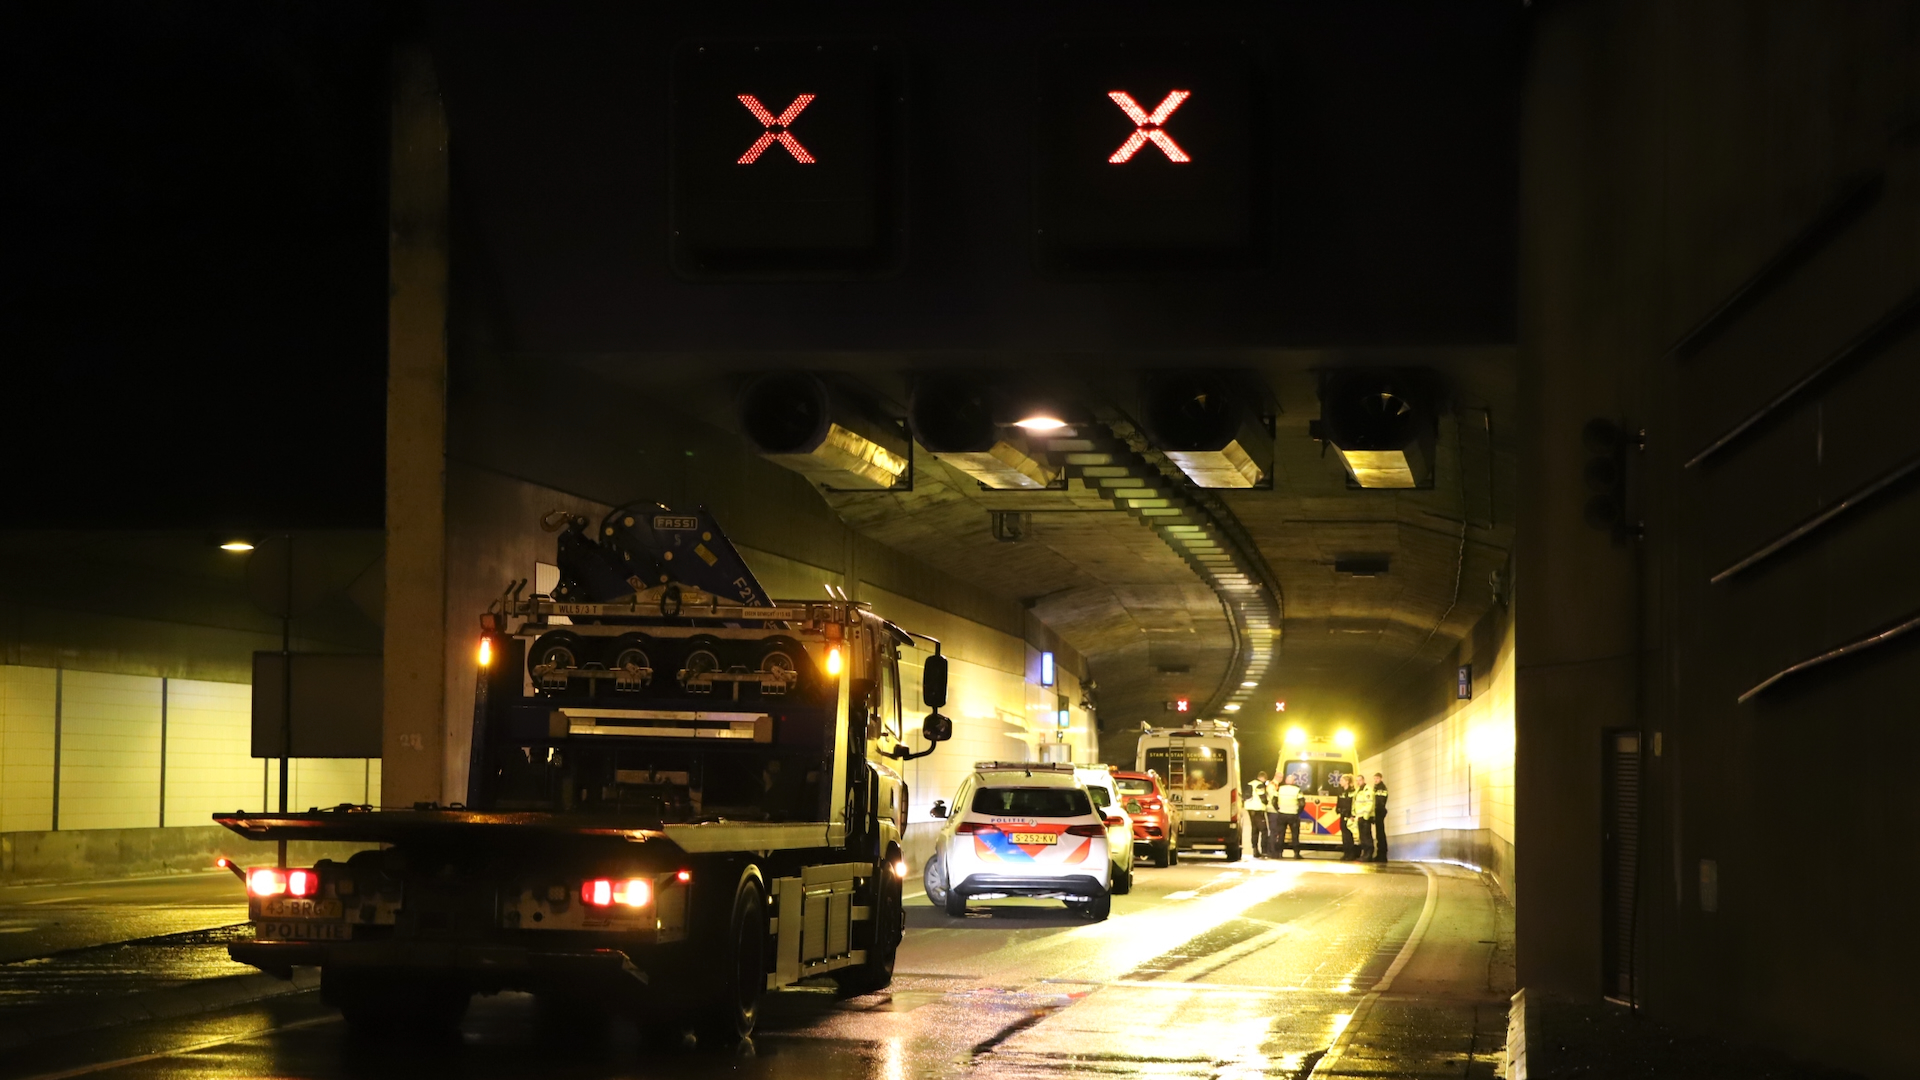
[213,503,954,1042]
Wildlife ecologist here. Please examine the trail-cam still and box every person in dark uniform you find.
[1368,772,1390,862]
[1335,774,1358,861]
[1246,771,1272,858]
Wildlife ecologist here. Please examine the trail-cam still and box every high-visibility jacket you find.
[1353,784,1375,819]
[1272,783,1302,815]
[1245,781,1269,812]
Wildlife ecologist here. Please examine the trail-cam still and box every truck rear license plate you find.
[257,920,351,941]
[262,898,342,919]
[1009,832,1055,845]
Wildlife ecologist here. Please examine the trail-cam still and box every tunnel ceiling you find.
[574,351,1516,750]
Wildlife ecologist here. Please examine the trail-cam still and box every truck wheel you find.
[1150,841,1171,868]
[835,861,902,998]
[1224,840,1243,862]
[696,875,766,1046]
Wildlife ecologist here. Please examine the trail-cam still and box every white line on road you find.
[1307,861,1438,1078]
[17,1016,339,1080]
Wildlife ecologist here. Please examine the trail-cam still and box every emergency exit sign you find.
[1035,38,1264,273]
[670,39,906,278]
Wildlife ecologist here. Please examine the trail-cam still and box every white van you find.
[1136,720,1243,861]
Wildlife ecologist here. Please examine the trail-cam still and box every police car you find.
[922,762,1114,921]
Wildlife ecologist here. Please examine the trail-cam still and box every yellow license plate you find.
[256,920,351,941]
[1008,832,1056,845]
[261,898,343,919]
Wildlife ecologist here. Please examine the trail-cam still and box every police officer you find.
[1335,774,1358,860]
[1368,773,1390,862]
[1351,775,1375,861]
[1246,771,1271,858]
[1272,772,1304,858]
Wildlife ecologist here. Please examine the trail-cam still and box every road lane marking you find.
[1306,861,1438,1079]
[16,1016,339,1080]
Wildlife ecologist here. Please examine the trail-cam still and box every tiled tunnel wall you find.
[0,664,379,836]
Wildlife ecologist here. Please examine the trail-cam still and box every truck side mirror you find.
[921,711,953,744]
[922,653,949,709]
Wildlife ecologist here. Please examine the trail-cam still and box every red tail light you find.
[581,877,652,908]
[1065,824,1105,837]
[1103,815,1125,828]
[247,868,286,897]
[286,869,319,898]
[954,822,996,835]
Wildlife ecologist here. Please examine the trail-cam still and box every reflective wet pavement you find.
[0,873,245,962]
[0,857,1512,1080]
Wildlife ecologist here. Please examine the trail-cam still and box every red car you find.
[1114,770,1178,867]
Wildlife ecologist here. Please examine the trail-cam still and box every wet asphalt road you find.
[0,873,244,962]
[0,856,1510,1080]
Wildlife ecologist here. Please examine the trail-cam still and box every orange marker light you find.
[676,870,692,884]
[477,637,493,667]
[825,645,843,677]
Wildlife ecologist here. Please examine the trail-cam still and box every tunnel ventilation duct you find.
[739,372,909,490]
[909,376,1060,490]
[1139,373,1271,489]
[1317,371,1435,489]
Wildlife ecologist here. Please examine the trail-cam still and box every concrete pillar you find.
[381,43,450,808]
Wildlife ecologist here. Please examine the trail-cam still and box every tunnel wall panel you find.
[0,666,56,833]
[1362,601,1515,894]
[1521,2,1919,1074]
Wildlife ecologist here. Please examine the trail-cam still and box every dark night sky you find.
[4,2,390,529]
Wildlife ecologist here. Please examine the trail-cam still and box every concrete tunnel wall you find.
[1360,600,1516,895]
[1519,3,1919,1076]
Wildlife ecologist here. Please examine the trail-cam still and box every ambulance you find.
[1273,726,1360,853]
[1136,719,1243,861]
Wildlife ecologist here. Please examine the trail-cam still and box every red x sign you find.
[1107,90,1192,164]
[736,94,817,164]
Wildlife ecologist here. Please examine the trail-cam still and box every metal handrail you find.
[1737,610,1920,704]
[1710,452,1920,582]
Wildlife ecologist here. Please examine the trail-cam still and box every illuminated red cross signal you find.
[1107,90,1192,164]
[737,94,817,164]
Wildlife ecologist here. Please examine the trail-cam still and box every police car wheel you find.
[1086,892,1112,921]
[923,853,948,907]
[945,886,968,919]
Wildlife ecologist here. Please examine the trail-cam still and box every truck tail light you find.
[1065,824,1106,838]
[287,869,319,898]
[247,868,287,897]
[581,878,652,908]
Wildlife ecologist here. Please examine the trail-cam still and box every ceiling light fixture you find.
[1240,680,1257,688]
[219,541,254,552]
[1012,415,1068,432]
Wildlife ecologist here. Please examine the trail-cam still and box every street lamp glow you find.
[1013,415,1067,431]
[219,541,254,552]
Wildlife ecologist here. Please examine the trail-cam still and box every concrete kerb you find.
[0,967,319,1052]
